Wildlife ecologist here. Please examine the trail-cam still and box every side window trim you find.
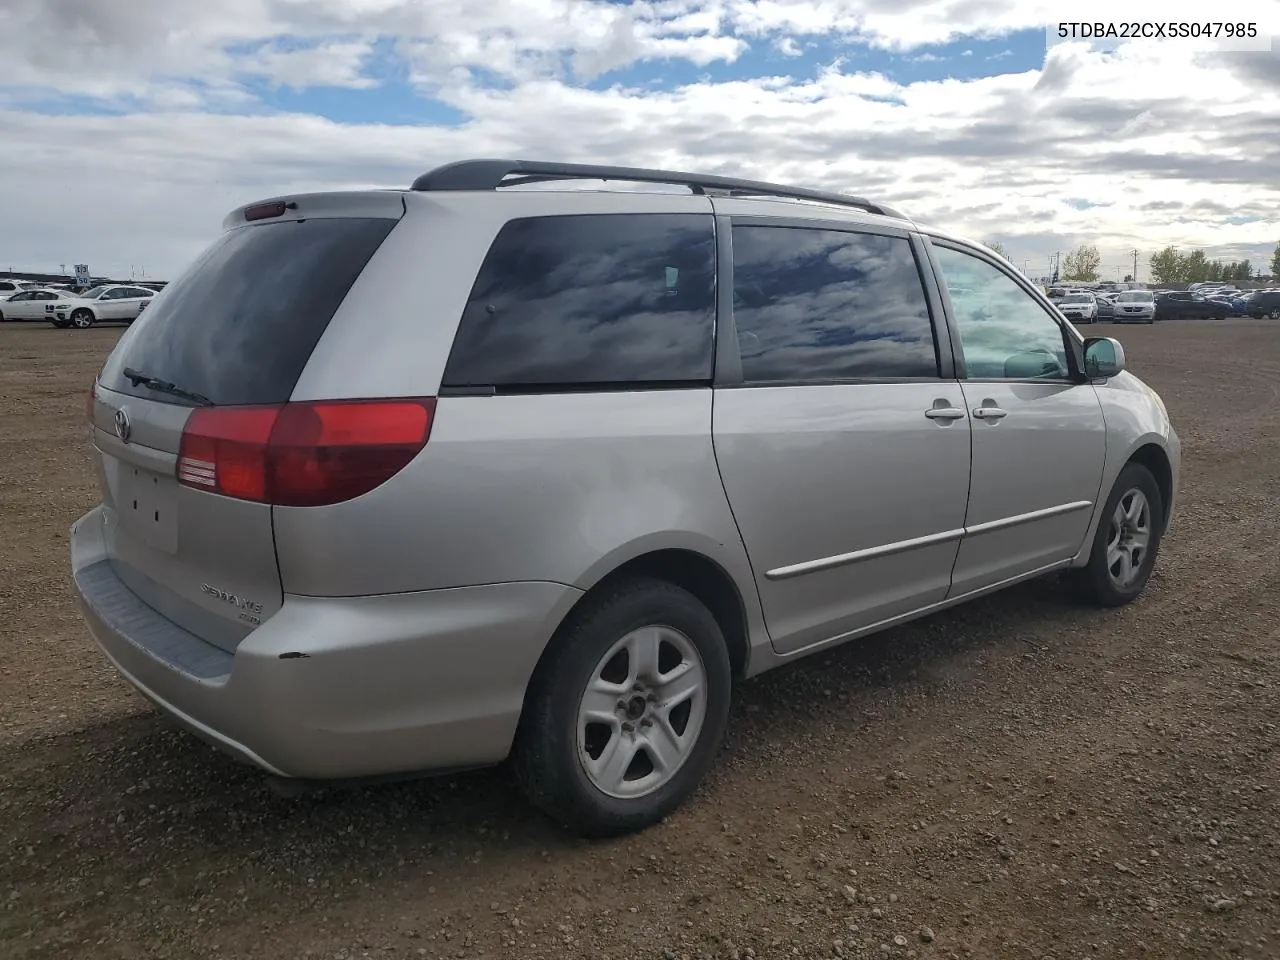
[717,219,948,388]
[712,214,743,386]
[921,236,1085,384]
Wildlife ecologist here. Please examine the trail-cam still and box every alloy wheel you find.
[576,625,707,800]
[1106,488,1151,589]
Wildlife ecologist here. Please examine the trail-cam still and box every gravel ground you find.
[1,319,1279,960]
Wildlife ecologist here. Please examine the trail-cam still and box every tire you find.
[1066,462,1164,607]
[70,309,95,329]
[512,577,732,838]
[1270,309,1280,320]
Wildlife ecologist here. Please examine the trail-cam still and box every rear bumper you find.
[70,506,583,780]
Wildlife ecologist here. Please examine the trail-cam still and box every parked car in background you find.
[68,158,1182,837]
[1095,294,1115,321]
[1206,293,1246,316]
[0,288,67,322]
[1112,290,1156,324]
[1057,292,1098,323]
[52,284,156,328]
[1244,290,1280,319]
[1155,292,1228,321]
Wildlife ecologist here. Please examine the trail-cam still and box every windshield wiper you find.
[122,367,213,406]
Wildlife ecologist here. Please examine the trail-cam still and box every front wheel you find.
[70,309,95,329]
[513,577,732,837]
[1269,309,1280,320]
[1066,462,1164,607]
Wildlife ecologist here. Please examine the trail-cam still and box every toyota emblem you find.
[114,407,132,443]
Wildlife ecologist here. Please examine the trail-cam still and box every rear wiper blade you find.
[122,367,213,406]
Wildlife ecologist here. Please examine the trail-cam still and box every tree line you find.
[1148,247,1258,285]
[987,240,1280,285]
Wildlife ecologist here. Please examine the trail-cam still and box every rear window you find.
[441,213,716,391]
[99,216,398,406]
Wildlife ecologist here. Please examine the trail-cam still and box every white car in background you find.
[52,284,157,329]
[0,279,37,297]
[1056,292,1098,324]
[0,288,70,322]
[1112,290,1156,324]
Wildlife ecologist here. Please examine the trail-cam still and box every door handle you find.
[972,405,1007,420]
[924,406,966,421]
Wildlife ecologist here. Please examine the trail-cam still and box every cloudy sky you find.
[1,0,1278,283]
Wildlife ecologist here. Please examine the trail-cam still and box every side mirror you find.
[1084,337,1126,379]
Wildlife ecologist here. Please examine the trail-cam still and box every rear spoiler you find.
[221,192,407,231]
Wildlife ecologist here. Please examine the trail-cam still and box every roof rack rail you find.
[410,159,908,220]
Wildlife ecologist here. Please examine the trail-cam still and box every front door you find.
[926,241,1107,596]
[712,220,971,656]
[97,288,129,320]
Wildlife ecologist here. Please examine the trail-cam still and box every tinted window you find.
[931,245,1070,380]
[100,217,397,406]
[442,214,716,389]
[730,226,937,382]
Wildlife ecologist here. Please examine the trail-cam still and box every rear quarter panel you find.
[270,391,768,674]
[272,189,771,663]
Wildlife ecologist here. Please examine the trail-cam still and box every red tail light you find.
[177,398,436,507]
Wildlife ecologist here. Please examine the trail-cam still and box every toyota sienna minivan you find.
[71,159,1180,837]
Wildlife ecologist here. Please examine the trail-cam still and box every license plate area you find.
[113,461,178,553]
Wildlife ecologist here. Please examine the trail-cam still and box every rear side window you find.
[731,226,939,382]
[442,214,716,390]
[99,217,398,406]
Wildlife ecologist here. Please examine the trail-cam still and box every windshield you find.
[1062,294,1091,303]
[1117,292,1153,302]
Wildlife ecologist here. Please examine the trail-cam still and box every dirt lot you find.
[1,319,1279,960]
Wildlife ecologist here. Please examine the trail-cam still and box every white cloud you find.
[239,40,380,90]
[0,0,1277,280]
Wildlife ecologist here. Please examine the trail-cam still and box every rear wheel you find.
[513,577,732,837]
[70,309,95,329]
[1066,462,1164,607]
[1269,309,1280,320]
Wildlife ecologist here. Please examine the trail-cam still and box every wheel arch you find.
[525,537,764,698]
[557,547,754,681]
[1127,442,1174,532]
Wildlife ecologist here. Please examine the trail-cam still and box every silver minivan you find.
[71,160,1180,836]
